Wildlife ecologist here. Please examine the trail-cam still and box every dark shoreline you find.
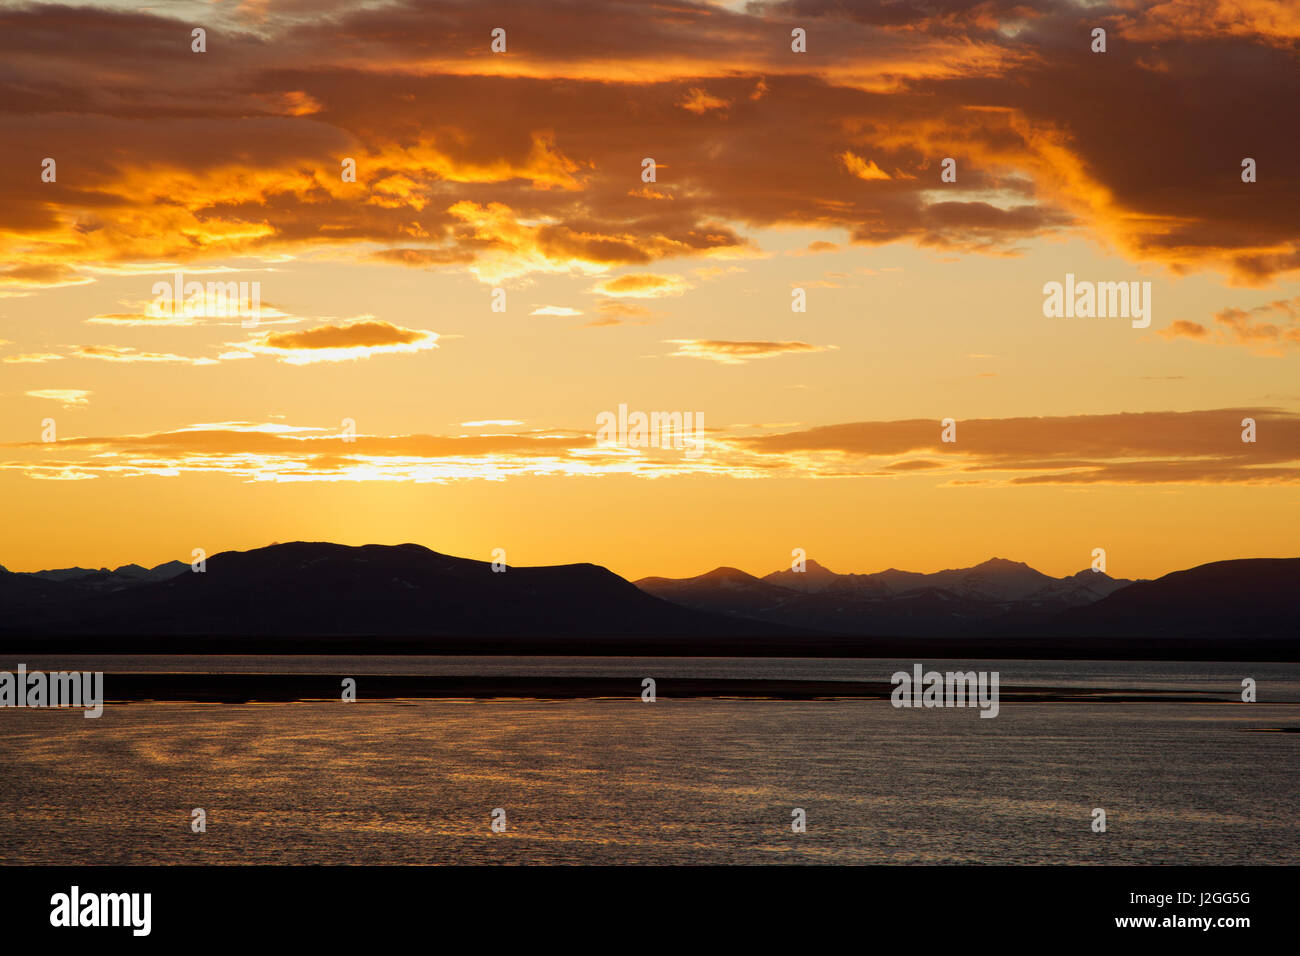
[1,634,1296,661]
[46,672,1249,703]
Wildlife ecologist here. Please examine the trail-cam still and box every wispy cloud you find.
[666,339,835,365]
[3,353,63,364]
[73,345,219,365]
[590,274,692,299]
[234,320,440,365]
[5,410,1297,486]
[1159,299,1300,353]
[25,389,91,407]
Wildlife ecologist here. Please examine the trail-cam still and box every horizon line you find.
[6,538,1299,583]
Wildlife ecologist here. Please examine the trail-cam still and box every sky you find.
[1,0,1298,580]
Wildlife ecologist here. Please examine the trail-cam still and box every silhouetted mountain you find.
[108,563,150,579]
[762,559,845,594]
[0,542,796,639]
[0,566,69,607]
[1025,568,1132,605]
[924,558,1055,602]
[4,545,1294,643]
[639,557,1141,635]
[30,566,105,582]
[1054,558,1300,638]
[755,557,1125,603]
[127,560,189,583]
[643,556,1298,639]
[635,567,795,617]
[16,558,190,596]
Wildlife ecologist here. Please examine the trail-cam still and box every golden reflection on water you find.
[1,699,1297,865]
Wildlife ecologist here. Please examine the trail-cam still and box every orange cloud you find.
[679,88,730,114]
[583,300,657,327]
[1159,299,1300,353]
[73,345,219,365]
[237,320,440,365]
[3,353,63,364]
[739,409,1300,484]
[25,389,91,407]
[0,0,1295,294]
[5,409,1297,486]
[666,340,835,364]
[1160,320,1212,341]
[1118,0,1300,45]
[0,264,95,296]
[839,152,893,181]
[591,274,691,298]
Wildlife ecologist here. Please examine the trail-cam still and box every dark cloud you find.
[0,0,1294,283]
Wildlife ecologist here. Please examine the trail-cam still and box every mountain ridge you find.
[0,541,800,639]
[634,555,1296,638]
[3,542,1295,641]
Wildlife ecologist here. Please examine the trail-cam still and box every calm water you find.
[15,655,1300,700]
[1,657,1297,864]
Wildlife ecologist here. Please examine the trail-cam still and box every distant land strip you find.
[56,673,1248,704]
[0,635,1296,661]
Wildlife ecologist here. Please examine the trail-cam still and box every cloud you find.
[26,389,91,407]
[679,88,730,114]
[5,409,1296,486]
[73,345,219,365]
[395,202,744,284]
[794,241,840,256]
[583,299,657,327]
[1159,320,1211,341]
[368,247,478,268]
[1116,0,1300,44]
[86,311,199,328]
[590,273,691,298]
[2,353,63,364]
[0,264,95,297]
[530,305,583,316]
[0,421,622,482]
[737,408,1300,484]
[236,320,440,364]
[1159,299,1300,353]
[0,0,1296,293]
[85,300,302,328]
[666,339,835,364]
[839,151,893,181]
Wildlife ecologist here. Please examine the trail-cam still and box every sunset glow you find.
[2,0,1297,579]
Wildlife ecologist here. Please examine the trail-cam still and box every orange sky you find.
[2,0,1298,580]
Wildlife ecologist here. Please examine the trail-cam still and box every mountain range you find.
[0,543,786,639]
[1,543,1295,644]
[636,558,1137,637]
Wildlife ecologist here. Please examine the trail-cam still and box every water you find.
[15,655,1300,700]
[1,657,1296,864]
